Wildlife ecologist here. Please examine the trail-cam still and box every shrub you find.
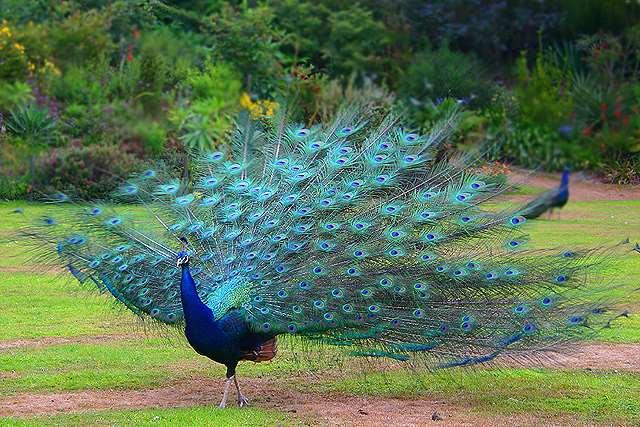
[132,120,166,155]
[415,0,563,60]
[398,45,493,110]
[35,144,140,199]
[170,63,243,151]
[324,5,390,77]
[499,123,600,171]
[0,20,30,81]
[209,4,283,94]
[49,10,113,68]
[0,80,33,110]
[49,64,107,106]
[0,175,30,200]
[601,157,640,185]
[6,104,56,145]
[513,50,573,130]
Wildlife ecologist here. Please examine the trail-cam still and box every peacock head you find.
[176,251,190,267]
[176,237,190,267]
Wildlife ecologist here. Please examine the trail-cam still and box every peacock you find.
[521,167,570,219]
[17,107,628,408]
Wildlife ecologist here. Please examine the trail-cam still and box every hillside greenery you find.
[1,0,640,199]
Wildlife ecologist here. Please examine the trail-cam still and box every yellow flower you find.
[239,92,253,110]
[44,59,61,76]
[239,92,278,118]
[13,42,25,53]
[0,23,11,38]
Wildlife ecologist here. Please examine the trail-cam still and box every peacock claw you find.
[237,395,250,407]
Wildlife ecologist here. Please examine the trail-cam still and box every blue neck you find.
[560,169,570,188]
[180,264,214,327]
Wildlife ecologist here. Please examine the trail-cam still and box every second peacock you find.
[19,107,629,408]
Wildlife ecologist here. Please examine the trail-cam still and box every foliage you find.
[0,20,31,80]
[560,0,640,36]
[0,175,30,200]
[399,44,493,114]
[601,157,640,185]
[498,122,599,171]
[34,144,140,199]
[414,0,563,60]
[172,63,243,151]
[208,4,283,95]
[1,0,639,187]
[324,5,390,77]
[513,49,573,130]
[6,104,56,145]
[48,10,113,68]
[0,81,33,110]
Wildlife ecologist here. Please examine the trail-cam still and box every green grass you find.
[0,273,135,340]
[0,335,322,395]
[322,368,640,424]
[2,406,294,427]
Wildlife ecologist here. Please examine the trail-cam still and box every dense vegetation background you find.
[1,0,639,199]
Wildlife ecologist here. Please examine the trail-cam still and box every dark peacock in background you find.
[521,167,570,219]
[18,107,627,408]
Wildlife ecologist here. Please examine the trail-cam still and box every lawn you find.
[0,198,639,426]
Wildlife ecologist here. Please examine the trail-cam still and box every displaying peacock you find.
[17,107,628,408]
[521,167,570,219]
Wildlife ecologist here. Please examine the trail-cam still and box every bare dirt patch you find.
[1,343,638,426]
[508,169,640,202]
[0,265,62,274]
[0,333,141,351]
[510,343,640,372]
[0,377,581,427]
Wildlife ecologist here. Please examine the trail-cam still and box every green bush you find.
[324,5,390,77]
[170,63,242,151]
[513,50,573,130]
[49,10,113,68]
[209,4,283,94]
[132,120,166,155]
[398,45,493,111]
[0,175,30,200]
[0,81,33,110]
[49,63,107,106]
[6,104,57,146]
[499,123,599,171]
[35,144,140,199]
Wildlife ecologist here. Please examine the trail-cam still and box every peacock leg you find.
[219,377,232,408]
[233,375,250,407]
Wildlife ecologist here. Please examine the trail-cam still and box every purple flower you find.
[558,124,574,137]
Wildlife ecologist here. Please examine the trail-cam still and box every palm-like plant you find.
[179,112,216,152]
[6,104,56,145]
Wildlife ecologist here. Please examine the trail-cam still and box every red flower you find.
[600,103,608,112]
[623,116,630,127]
[126,45,133,62]
[582,127,592,137]
[614,109,622,120]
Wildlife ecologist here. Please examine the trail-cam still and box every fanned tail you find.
[15,106,632,370]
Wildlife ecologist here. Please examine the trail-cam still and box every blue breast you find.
[184,306,249,365]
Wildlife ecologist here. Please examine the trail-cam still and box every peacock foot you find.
[218,377,232,409]
[233,375,249,408]
[237,394,250,407]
